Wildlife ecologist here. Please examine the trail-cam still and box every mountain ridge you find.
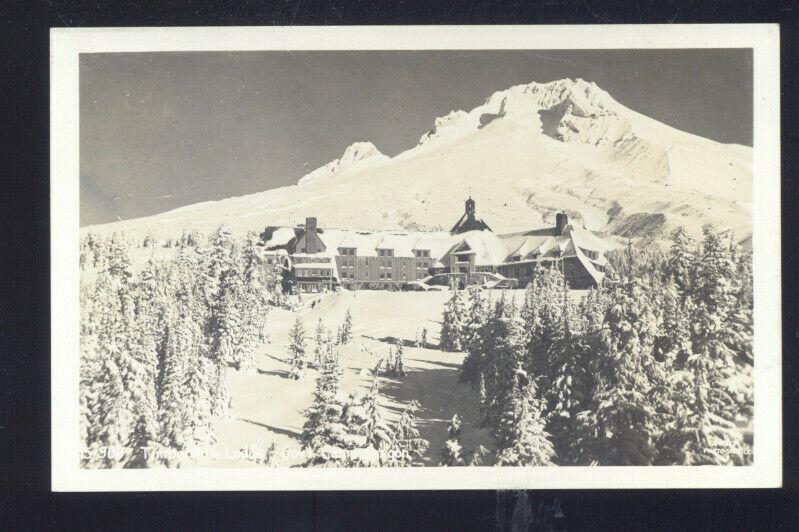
[82,78,752,244]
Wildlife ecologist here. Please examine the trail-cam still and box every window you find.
[379,272,385,280]
[386,272,392,280]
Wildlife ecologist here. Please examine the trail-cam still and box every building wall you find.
[562,256,596,289]
[335,254,432,287]
[497,257,598,289]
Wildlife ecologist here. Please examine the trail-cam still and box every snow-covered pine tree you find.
[440,414,466,466]
[519,264,567,390]
[439,284,464,351]
[546,281,592,464]
[86,355,130,468]
[458,287,490,385]
[477,371,487,425]
[393,340,405,377]
[300,342,348,466]
[125,405,160,468]
[727,243,754,367]
[661,225,747,465]
[469,445,490,466]
[384,401,429,467]
[669,226,697,297]
[240,230,271,345]
[338,307,353,345]
[213,265,252,371]
[363,376,393,454]
[313,318,325,369]
[480,293,526,432]
[287,314,307,379]
[180,348,218,452]
[106,232,133,280]
[117,294,160,467]
[576,264,660,466]
[158,302,208,455]
[336,391,372,464]
[202,225,235,321]
[495,379,555,466]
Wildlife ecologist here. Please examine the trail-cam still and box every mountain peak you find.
[418,78,621,146]
[297,141,388,186]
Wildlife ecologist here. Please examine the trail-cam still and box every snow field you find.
[205,290,499,467]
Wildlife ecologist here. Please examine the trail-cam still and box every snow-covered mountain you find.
[82,78,752,243]
[297,141,389,186]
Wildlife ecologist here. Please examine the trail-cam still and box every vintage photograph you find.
[51,26,781,489]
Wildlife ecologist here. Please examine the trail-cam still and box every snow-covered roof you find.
[376,233,417,257]
[263,226,297,249]
[261,218,612,274]
[440,230,508,267]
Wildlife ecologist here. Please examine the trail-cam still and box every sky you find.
[80,49,752,226]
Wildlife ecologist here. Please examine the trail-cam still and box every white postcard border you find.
[51,24,781,491]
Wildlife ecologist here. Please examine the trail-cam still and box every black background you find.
[1,1,797,529]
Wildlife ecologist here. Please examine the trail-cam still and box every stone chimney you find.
[305,216,318,253]
[555,212,569,235]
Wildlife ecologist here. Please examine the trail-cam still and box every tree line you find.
[440,225,754,466]
[79,227,274,467]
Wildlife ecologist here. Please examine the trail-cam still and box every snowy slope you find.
[82,78,752,243]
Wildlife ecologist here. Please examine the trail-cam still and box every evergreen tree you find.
[393,340,406,377]
[439,284,464,351]
[495,380,555,466]
[124,406,160,468]
[158,307,205,452]
[287,314,307,379]
[313,318,326,369]
[458,287,490,385]
[85,355,129,468]
[385,401,429,466]
[547,282,592,464]
[519,264,567,390]
[669,226,696,295]
[576,269,659,466]
[181,350,218,450]
[661,226,747,464]
[480,294,526,432]
[440,414,466,466]
[300,343,347,466]
[338,308,354,345]
[363,376,393,453]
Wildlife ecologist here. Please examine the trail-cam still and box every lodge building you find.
[260,198,611,292]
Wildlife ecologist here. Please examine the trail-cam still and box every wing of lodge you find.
[259,198,612,292]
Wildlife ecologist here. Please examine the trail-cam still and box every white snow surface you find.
[195,289,496,467]
[297,141,389,186]
[83,78,752,243]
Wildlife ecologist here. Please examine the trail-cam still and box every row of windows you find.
[414,249,430,258]
[294,256,331,264]
[337,248,431,259]
[295,268,331,278]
